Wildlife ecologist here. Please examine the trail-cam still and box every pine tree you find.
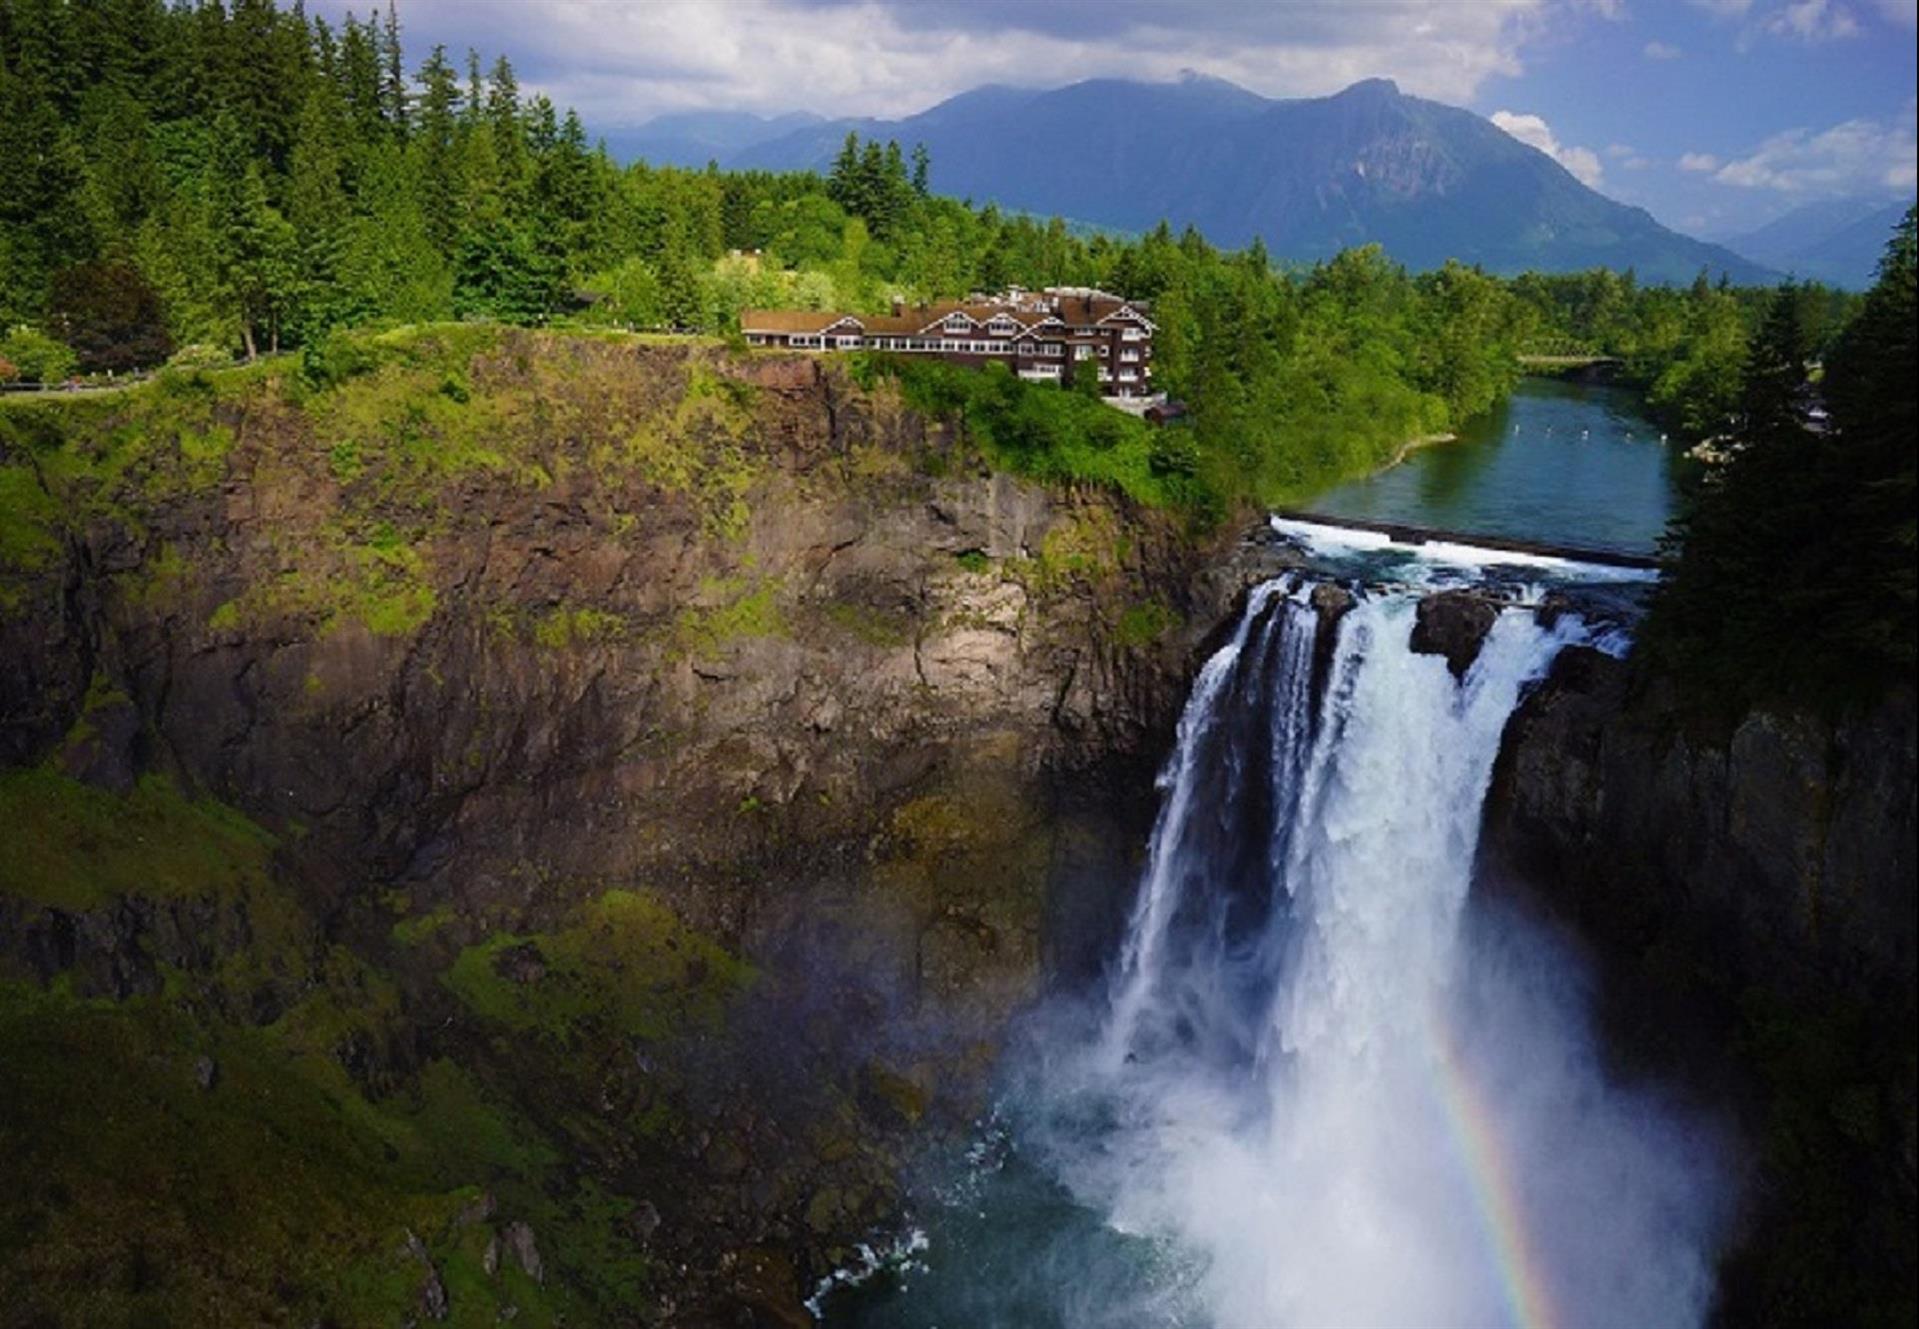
[486,55,527,203]
[286,81,349,333]
[414,44,462,253]
[826,132,861,216]
[379,2,407,136]
[337,13,385,145]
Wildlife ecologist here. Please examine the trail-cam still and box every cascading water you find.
[826,542,1732,1329]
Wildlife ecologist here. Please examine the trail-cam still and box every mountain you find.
[1722,197,1913,289]
[723,74,1773,283]
[598,109,826,168]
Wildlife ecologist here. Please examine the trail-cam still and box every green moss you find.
[953,549,991,574]
[1116,599,1179,646]
[0,768,278,911]
[0,982,636,1326]
[0,462,60,574]
[820,599,914,647]
[204,537,437,639]
[391,905,456,947]
[0,753,657,1322]
[355,576,438,636]
[119,540,189,609]
[443,888,754,1044]
[531,605,625,649]
[675,576,786,658]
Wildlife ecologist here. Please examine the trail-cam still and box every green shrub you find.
[0,325,78,384]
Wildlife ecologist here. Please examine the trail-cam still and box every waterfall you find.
[1042,575,1729,1329]
[825,557,1733,1329]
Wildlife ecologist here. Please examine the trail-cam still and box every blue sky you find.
[319,0,1917,239]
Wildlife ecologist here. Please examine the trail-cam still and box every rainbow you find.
[1429,1005,1565,1329]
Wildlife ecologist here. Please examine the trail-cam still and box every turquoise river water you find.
[1304,376,1680,555]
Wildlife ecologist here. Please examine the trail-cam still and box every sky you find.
[312,0,1919,239]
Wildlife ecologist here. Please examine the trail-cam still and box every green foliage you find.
[1644,208,1917,713]
[46,260,173,372]
[0,324,77,383]
[858,354,1176,507]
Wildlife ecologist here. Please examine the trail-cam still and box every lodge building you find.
[740,287,1156,397]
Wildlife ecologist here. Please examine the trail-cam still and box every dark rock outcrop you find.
[1484,649,1916,1000]
[1410,589,1498,678]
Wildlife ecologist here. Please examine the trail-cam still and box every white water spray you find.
[1042,575,1731,1329]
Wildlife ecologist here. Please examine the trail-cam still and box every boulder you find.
[500,1220,543,1285]
[1410,590,1499,679]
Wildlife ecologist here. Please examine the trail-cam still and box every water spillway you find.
[827,553,1731,1329]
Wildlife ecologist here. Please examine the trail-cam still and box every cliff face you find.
[1482,647,1917,1324]
[0,329,1280,1325]
[1486,648,1916,1000]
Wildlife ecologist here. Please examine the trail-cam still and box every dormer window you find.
[987,317,1018,335]
[943,314,973,332]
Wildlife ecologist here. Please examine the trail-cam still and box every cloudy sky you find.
[313,0,1917,238]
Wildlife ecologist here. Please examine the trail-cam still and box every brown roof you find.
[861,301,1067,337]
[744,296,1147,339]
[740,309,862,333]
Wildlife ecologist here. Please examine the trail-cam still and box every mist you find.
[837,569,1742,1328]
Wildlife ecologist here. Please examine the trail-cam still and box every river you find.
[1304,376,1680,556]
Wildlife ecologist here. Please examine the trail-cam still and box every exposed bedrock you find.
[0,334,1293,1322]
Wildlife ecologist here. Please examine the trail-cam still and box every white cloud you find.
[1766,0,1863,38]
[1491,109,1606,187]
[1712,108,1919,193]
[1606,143,1652,168]
[1643,39,1684,57]
[1678,151,1723,171]
[1869,0,1918,26]
[309,0,1553,126]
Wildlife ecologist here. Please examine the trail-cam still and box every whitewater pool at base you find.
[1303,377,1681,556]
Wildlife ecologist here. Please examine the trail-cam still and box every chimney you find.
[891,296,905,315]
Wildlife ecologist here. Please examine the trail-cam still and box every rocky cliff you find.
[1482,647,1917,1325]
[0,328,1282,1326]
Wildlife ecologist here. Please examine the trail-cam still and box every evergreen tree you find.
[485,55,527,202]
[413,44,462,251]
[379,2,407,136]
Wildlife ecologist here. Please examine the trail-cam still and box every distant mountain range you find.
[613,74,1774,284]
[596,110,826,169]
[1719,197,1912,290]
